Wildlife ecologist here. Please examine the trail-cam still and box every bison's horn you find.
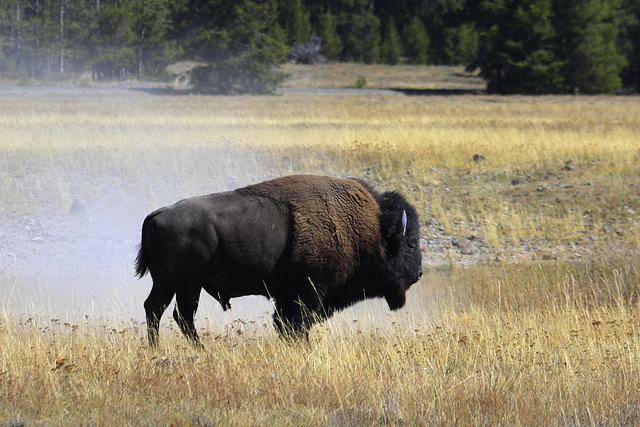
[401,210,407,236]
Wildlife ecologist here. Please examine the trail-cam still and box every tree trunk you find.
[14,2,22,62]
[138,28,145,78]
[59,0,65,74]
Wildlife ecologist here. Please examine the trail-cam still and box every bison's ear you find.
[388,210,407,257]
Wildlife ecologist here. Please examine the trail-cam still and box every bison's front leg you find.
[273,306,308,340]
[173,288,204,349]
[272,292,322,340]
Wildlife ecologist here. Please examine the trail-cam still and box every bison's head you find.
[379,191,423,310]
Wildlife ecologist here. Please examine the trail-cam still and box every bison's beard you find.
[385,288,406,311]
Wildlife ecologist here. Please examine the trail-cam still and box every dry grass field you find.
[280,62,485,90]
[1,64,639,424]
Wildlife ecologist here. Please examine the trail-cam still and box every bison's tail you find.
[135,244,149,278]
[135,215,152,278]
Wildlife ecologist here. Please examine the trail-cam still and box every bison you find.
[135,174,422,347]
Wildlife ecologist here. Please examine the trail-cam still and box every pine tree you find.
[341,0,380,63]
[381,17,403,64]
[554,0,626,93]
[470,0,566,93]
[470,0,626,94]
[318,8,342,60]
[618,0,640,91]
[443,23,478,65]
[402,15,429,64]
[427,0,466,64]
[0,0,16,73]
[177,0,289,94]
[92,2,136,80]
[290,0,311,43]
[130,0,175,79]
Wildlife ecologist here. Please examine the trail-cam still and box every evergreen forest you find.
[0,0,638,94]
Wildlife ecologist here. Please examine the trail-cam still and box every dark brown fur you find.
[238,176,383,286]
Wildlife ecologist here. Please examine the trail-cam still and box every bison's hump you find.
[238,175,384,282]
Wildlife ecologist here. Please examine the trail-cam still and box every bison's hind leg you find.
[173,287,204,349]
[144,280,175,348]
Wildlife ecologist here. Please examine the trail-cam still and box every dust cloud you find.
[0,87,439,336]
[0,108,279,326]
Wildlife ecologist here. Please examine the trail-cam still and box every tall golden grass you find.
[1,262,638,424]
[1,70,639,423]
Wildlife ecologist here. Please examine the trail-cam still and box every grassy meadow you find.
[1,65,639,424]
